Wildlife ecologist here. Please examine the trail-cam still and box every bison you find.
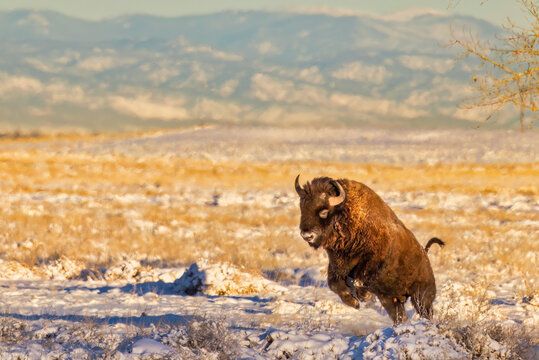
[295,175,444,325]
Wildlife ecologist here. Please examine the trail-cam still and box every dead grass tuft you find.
[163,315,239,360]
[436,281,536,359]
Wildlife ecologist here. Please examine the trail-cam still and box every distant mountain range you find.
[0,9,514,132]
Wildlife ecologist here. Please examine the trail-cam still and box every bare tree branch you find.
[450,0,539,131]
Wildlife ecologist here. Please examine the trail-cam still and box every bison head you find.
[295,175,345,248]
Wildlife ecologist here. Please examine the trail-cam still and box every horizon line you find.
[1,6,493,25]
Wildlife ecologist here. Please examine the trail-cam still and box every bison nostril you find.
[301,231,315,241]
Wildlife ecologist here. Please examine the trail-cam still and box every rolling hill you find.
[0,9,509,132]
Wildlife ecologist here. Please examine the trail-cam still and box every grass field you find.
[0,127,537,358]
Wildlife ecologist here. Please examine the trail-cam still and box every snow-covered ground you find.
[5,126,537,165]
[0,127,537,359]
[0,260,536,359]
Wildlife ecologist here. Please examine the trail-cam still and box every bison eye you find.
[319,209,329,219]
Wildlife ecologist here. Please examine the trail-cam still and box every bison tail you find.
[425,237,445,253]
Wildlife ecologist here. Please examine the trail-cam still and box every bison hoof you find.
[345,276,356,291]
[340,292,360,309]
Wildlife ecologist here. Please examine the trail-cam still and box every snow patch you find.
[174,261,287,295]
[42,256,86,280]
[264,265,327,286]
[130,338,174,355]
[104,260,149,282]
[361,321,468,359]
[0,259,35,280]
[263,329,353,360]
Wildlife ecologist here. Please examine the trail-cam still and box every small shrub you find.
[0,317,27,344]
[163,315,239,360]
[435,283,534,359]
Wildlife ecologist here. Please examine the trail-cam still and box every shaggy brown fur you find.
[295,176,444,325]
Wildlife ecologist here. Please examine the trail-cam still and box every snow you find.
[0,127,537,359]
[358,320,479,360]
[0,260,535,358]
[173,261,287,295]
[130,338,174,355]
[66,127,538,165]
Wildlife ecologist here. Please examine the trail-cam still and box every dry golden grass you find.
[1,131,536,359]
[0,149,537,194]
[0,133,537,286]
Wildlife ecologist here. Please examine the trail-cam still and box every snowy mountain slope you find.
[0,9,512,132]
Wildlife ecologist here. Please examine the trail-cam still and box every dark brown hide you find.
[296,176,443,325]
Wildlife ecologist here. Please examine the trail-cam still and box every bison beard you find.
[295,175,444,325]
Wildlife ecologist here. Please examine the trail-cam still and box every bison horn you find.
[328,180,345,206]
[295,174,304,196]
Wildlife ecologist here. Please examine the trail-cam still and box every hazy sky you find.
[0,0,528,25]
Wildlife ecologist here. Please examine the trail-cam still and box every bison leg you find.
[411,287,435,320]
[355,285,371,302]
[345,276,371,303]
[378,295,408,325]
[328,275,360,309]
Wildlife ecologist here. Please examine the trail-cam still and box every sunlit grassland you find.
[0,133,537,292]
[1,149,536,193]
